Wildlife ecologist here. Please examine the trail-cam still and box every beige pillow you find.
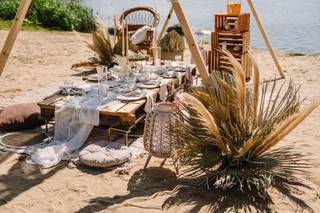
[79,141,132,168]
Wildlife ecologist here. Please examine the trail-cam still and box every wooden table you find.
[38,69,195,123]
[38,65,196,144]
[38,88,159,125]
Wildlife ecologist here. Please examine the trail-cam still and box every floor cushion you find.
[0,103,43,131]
[79,141,132,168]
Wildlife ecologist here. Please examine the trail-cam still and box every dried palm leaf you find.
[174,48,319,202]
[247,50,260,128]
[72,18,116,69]
[179,93,227,152]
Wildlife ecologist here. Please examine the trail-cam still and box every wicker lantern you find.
[143,102,179,170]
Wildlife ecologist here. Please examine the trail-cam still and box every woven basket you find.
[161,51,184,61]
[143,102,179,159]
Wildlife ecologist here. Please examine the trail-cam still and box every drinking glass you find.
[127,75,137,91]
[96,65,106,81]
[63,80,74,97]
[98,80,109,97]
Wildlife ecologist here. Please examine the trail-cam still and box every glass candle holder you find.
[227,0,241,15]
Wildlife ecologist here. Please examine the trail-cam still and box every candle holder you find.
[227,0,241,15]
[143,102,179,171]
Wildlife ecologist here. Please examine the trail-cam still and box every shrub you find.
[0,0,20,20]
[0,0,94,32]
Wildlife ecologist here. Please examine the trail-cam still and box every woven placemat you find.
[0,130,49,149]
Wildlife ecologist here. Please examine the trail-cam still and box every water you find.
[80,0,320,55]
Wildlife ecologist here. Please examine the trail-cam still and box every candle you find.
[113,13,117,44]
[121,16,125,56]
[126,21,129,61]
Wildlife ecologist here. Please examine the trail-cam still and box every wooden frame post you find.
[0,0,32,77]
[247,0,285,79]
[158,6,174,43]
[170,0,209,84]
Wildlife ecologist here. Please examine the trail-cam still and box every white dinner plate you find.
[117,90,147,101]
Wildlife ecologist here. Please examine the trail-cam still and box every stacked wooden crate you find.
[208,13,252,79]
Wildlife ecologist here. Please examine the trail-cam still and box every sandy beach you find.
[0,30,320,212]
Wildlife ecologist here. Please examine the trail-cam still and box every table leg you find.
[143,155,152,170]
[160,158,167,167]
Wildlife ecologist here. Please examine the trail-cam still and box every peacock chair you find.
[117,7,160,55]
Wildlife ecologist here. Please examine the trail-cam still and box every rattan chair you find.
[117,7,160,55]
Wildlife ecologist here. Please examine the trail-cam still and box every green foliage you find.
[0,20,47,31]
[0,0,94,32]
[0,0,21,20]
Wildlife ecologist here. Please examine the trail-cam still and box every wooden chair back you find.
[118,7,160,55]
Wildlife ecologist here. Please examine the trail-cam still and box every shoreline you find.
[0,29,318,56]
[1,29,319,102]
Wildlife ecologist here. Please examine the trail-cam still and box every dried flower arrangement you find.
[71,19,138,70]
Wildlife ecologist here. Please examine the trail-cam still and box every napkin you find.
[144,92,155,113]
[160,82,169,102]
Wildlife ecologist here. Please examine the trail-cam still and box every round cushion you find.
[0,103,43,131]
[79,141,132,168]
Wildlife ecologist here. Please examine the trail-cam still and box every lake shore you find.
[0,30,319,101]
[0,30,320,212]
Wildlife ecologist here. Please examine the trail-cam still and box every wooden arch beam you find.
[0,0,32,77]
[170,0,209,84]
[246,0,285,79]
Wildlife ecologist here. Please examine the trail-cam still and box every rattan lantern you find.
[143,102,179,170]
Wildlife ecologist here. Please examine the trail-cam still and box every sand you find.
[0,30,320,212]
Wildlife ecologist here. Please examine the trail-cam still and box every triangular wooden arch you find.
[0,0,32,77]
[0,0,285,81]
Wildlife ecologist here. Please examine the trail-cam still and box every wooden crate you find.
[215,13,250,33]
[211,31,250,54]
[208,49,252,79]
